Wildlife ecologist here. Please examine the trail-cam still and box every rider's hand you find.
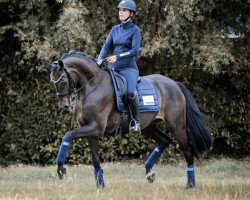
[107,55,117,64]
[97,59,103,65]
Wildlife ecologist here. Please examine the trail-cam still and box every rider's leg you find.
[128,90,141,133]
[118,68,141,133]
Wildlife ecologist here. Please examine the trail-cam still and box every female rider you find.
[97,0,141,133]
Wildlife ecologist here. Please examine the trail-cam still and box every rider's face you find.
[119,8,131,22]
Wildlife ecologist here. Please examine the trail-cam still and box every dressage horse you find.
[50,51,212,189]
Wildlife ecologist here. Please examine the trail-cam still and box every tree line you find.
[0,0,249,165]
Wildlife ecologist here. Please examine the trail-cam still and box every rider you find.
[97,0,141,133]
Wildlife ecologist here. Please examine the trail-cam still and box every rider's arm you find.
[116,28,141,61]
[97,28,114,61]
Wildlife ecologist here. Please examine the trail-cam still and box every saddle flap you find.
[113,70,127,97]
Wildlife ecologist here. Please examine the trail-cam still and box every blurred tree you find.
[0,0,249,165]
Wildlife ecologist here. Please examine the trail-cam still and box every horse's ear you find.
[58,59,64,70]
[50,60,58,71]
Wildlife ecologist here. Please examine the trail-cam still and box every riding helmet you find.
[118,0,137,13]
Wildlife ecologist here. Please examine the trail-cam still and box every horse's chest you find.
[73,106,88,126]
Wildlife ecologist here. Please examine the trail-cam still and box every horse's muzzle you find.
[58,97,70,111]
[59,105,69,111]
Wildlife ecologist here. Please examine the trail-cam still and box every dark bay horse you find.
[50,51,212,189]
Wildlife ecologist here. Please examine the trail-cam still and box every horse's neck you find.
[71,65,118,128]
[66,59,97,83]
[73,60,108,95]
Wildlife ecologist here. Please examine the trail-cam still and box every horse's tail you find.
[176,82,213,159]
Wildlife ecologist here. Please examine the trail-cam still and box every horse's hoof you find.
[57,167,66,180]
[185,183,195,189]
[146,171,155,183]
[96,176,105,189]
[96,182,105,189]
[94,168,105,189]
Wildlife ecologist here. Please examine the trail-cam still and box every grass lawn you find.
[0,158,249,200]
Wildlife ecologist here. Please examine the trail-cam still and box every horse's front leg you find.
[88,138,105,188]
[143,126,171,183]
[56,121,101,180]
[145,146,165,183]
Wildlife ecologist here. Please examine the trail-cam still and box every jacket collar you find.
[120,19,134,29]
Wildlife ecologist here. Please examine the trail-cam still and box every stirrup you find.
[129,120,141,133]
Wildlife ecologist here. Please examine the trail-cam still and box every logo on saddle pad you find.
[142,95,155,106]
[109,68,159,113]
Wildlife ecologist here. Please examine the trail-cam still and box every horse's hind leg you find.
[175,126,195,188]
[184,146,196,189]
[143,124,172,183]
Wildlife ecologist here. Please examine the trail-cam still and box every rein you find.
[69,69,104,106]
[51,64,104,106]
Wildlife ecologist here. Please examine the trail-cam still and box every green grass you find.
[0,158,249,200]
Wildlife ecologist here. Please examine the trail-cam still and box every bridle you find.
[50,62,104,106]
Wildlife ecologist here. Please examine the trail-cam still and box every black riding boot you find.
[129,91,141,133]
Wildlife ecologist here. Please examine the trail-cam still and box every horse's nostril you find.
[60,105,69,111]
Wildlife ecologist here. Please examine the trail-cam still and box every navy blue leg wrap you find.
[94,167,105,188]
[56,141,71,164]
[145,146,165,172]
[187,164,195,186]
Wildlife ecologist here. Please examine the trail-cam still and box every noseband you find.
[50,63,103,106]
[50,65,77,98]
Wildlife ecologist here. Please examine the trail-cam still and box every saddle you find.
[108,68,159,135]
[110,69,128,105]
[109,67,159,113]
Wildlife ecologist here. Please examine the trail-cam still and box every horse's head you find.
[50,59,72,111]
[50,51,105,111]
